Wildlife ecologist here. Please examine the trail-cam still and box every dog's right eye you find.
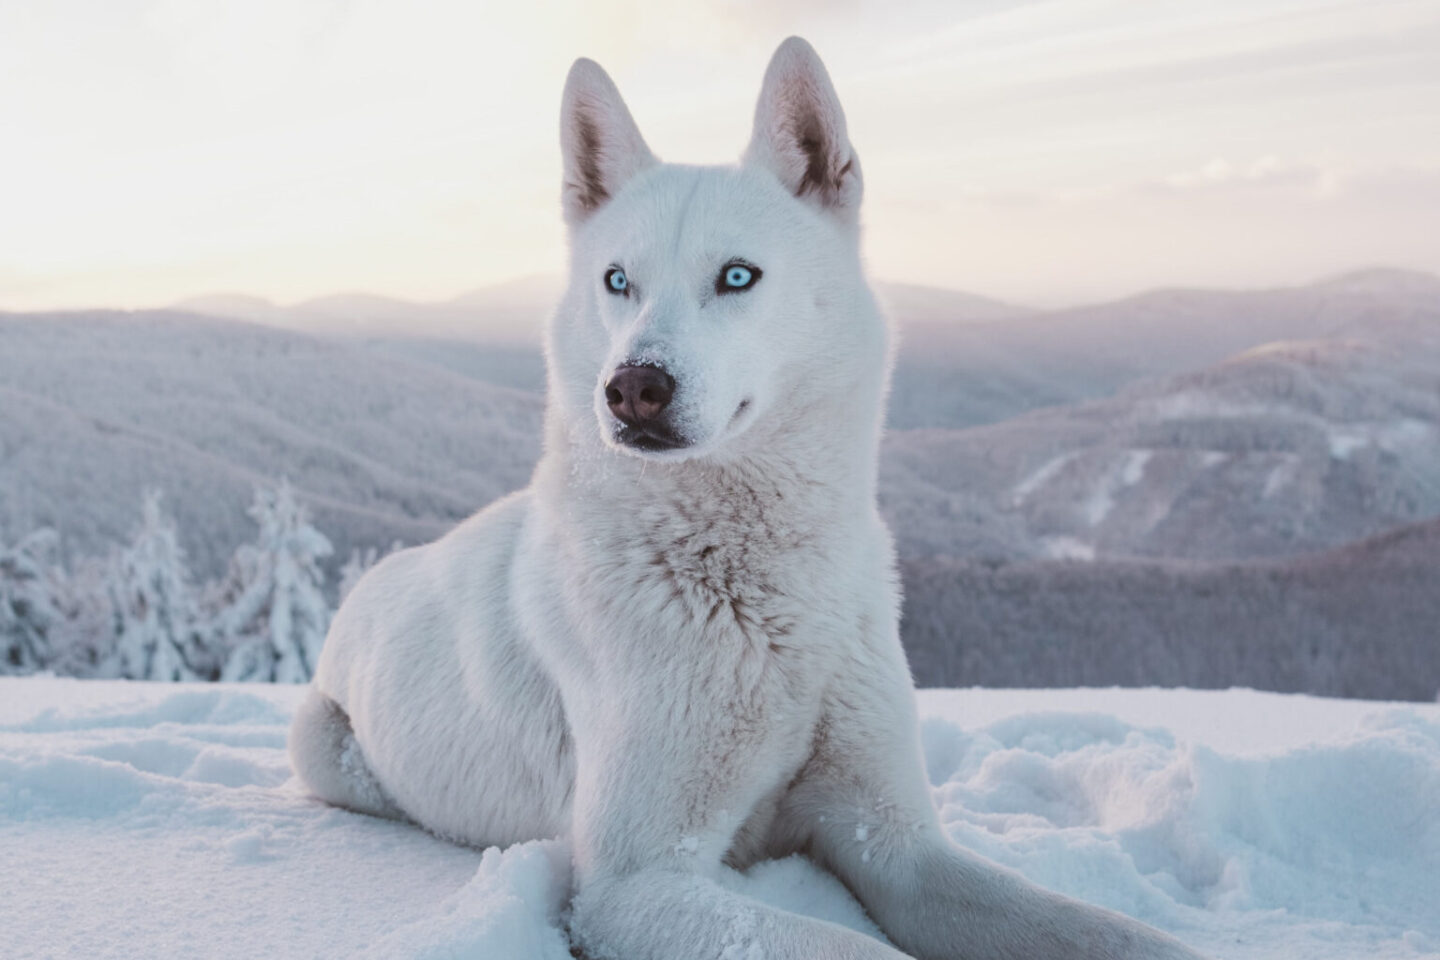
[605,268,629,295]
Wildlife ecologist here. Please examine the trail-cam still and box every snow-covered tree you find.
[0,529,65,674]
[45,554,122,679]
[106,492,208,681]
[215,480,333,683]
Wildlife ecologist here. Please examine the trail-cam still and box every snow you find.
[1261,456,1298,499]
[1011,451,1077,504]
[1082,451,1152,528]
[1199,451,1229,468]
[1330,431,1369,460]
[1084,482,1116,527]
[1330,420,1432,461]
[1379,418,1434,452]
[2,679,1438,960]
[1121,449,1153,486]
[1041,535,1097,561]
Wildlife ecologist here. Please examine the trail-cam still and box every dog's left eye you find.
[716,262,761,295]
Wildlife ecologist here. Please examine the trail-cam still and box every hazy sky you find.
[2,0,1438,311]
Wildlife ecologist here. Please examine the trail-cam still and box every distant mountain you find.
[883,325,1440,563]
[877,282,1030,324]
[899,515,1440,700]
[449,274,563,319]
[0,311,542,576]
[1310,266,1440,298]
[887,267,1440,429]
[175,287,545,346]
[171,294,291,326]
[1007,267,1440,374]
[291,292,445,330]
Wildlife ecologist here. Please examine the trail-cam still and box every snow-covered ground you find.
[2,679,1437,959]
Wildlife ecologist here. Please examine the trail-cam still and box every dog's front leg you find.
[563,714,910,960]
[570,866,911,960]
[786,670,1210,960]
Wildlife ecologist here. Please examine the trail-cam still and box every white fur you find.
[291,37,1208,960]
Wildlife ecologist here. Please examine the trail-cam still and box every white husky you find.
[291,37,1206,960]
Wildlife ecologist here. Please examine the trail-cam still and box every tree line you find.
[1,482,383,683]
[899,542,1440,702]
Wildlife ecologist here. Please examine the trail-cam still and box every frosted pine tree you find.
[217,480,333,683]
[50,554,123,679]
[0,529,64,674]
[108,492,207,681]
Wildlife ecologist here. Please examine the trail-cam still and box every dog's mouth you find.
[608,399,753,457]
[614,423,689,452]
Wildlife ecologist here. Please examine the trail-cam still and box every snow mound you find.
[359,841,576,960]
[1,678,1437,960]
[922,708,1440,954]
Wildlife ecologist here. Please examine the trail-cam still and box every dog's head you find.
[547,38,885,463]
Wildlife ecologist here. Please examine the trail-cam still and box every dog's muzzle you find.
[604,364,688,451]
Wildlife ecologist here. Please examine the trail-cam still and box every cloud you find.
[2,0,1437,311]
[1138,158,1440,204]
[1144,157,1338,196]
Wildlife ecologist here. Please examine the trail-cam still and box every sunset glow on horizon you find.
[2,0,1438,312]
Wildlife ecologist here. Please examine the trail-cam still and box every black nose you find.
[605,365,675,426]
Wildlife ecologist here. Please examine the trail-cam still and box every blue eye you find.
[605,267,628,295]
[717,262,761,295]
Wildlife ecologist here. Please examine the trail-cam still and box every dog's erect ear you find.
[560,58,656,226]
[744,37,862,220]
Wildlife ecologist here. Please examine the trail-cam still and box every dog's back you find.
[294,490,574,844]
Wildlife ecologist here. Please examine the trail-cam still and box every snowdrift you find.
[1,679,1436,959]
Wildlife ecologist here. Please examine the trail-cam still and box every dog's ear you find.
[560,58,656,226]
[744,37,862,221]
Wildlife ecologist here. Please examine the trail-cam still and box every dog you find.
[289,36,1208,960]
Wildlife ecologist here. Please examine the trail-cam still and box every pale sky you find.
[2,0,1438,311]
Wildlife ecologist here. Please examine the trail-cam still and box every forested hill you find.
[899,516,1440,701]
[0,310,539,574]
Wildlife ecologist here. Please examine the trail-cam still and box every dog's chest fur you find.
[526,454,863,829]
[548,454,859,670]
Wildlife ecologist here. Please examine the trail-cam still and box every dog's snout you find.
[605,365,675,426]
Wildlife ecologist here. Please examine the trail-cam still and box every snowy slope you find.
[2,679,1436,960]
[175,276,555,346]
[883,331,1440,563]
[0,311,541,575]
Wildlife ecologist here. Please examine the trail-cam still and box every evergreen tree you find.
[108,492,208,681]
[47,554,122,679]
[216,481,333,683]
[0,529,64,673]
